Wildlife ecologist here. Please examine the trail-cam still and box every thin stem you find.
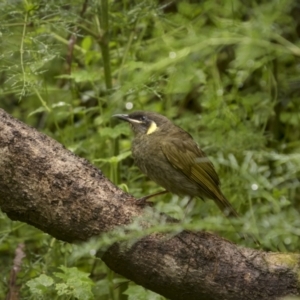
[20,6,28,98]
[97,0,112,90]
[33,86,51,112]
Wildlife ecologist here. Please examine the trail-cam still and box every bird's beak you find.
[113,114,130,122]
[113,114,143,124]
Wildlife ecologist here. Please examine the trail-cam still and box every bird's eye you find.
[139,116,146,121]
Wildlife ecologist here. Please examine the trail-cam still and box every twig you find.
[5,244,26,300]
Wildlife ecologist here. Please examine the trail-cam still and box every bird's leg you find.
[183,196,194,218]
[136,190,168,206]
[185,196,194,209]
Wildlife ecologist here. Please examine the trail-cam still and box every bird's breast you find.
[131,134,199,196]
[132,135,166,176]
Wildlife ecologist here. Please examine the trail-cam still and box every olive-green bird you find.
[113,111,239,218]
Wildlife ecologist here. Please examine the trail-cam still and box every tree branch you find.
[0,108,299,300]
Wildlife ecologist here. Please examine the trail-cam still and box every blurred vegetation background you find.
[1,0,300,299]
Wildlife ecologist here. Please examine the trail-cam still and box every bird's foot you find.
[136,197,154,207]
[135,190,168,207]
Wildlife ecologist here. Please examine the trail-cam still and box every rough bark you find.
[0,108,299,300]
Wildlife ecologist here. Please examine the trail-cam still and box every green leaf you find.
[54,266,94,300]
[123,285,163,300]
[94,151,131,164]
[81,36,93,51]
[26,274,54,296]
[56,70,101,82]
[28,106,47,117]
[98,124,130,139]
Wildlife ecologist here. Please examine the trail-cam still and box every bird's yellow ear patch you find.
[147,121,158,135]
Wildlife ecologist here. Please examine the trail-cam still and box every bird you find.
[113,110,240,218]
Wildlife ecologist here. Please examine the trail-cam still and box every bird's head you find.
[113,111,171,136]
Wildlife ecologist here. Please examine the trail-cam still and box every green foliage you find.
[25,266,94,299]
[54,266,94,299]
[26,274,54,298]
[1,0,300,299]
[123,285,164,300]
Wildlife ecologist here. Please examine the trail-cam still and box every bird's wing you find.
[161,138,220,199]
[161,137,239,217]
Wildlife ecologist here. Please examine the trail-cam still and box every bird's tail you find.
[215,192,260,246]
[215,192,240,218]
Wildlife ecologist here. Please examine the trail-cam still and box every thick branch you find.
[0,108,299,300]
